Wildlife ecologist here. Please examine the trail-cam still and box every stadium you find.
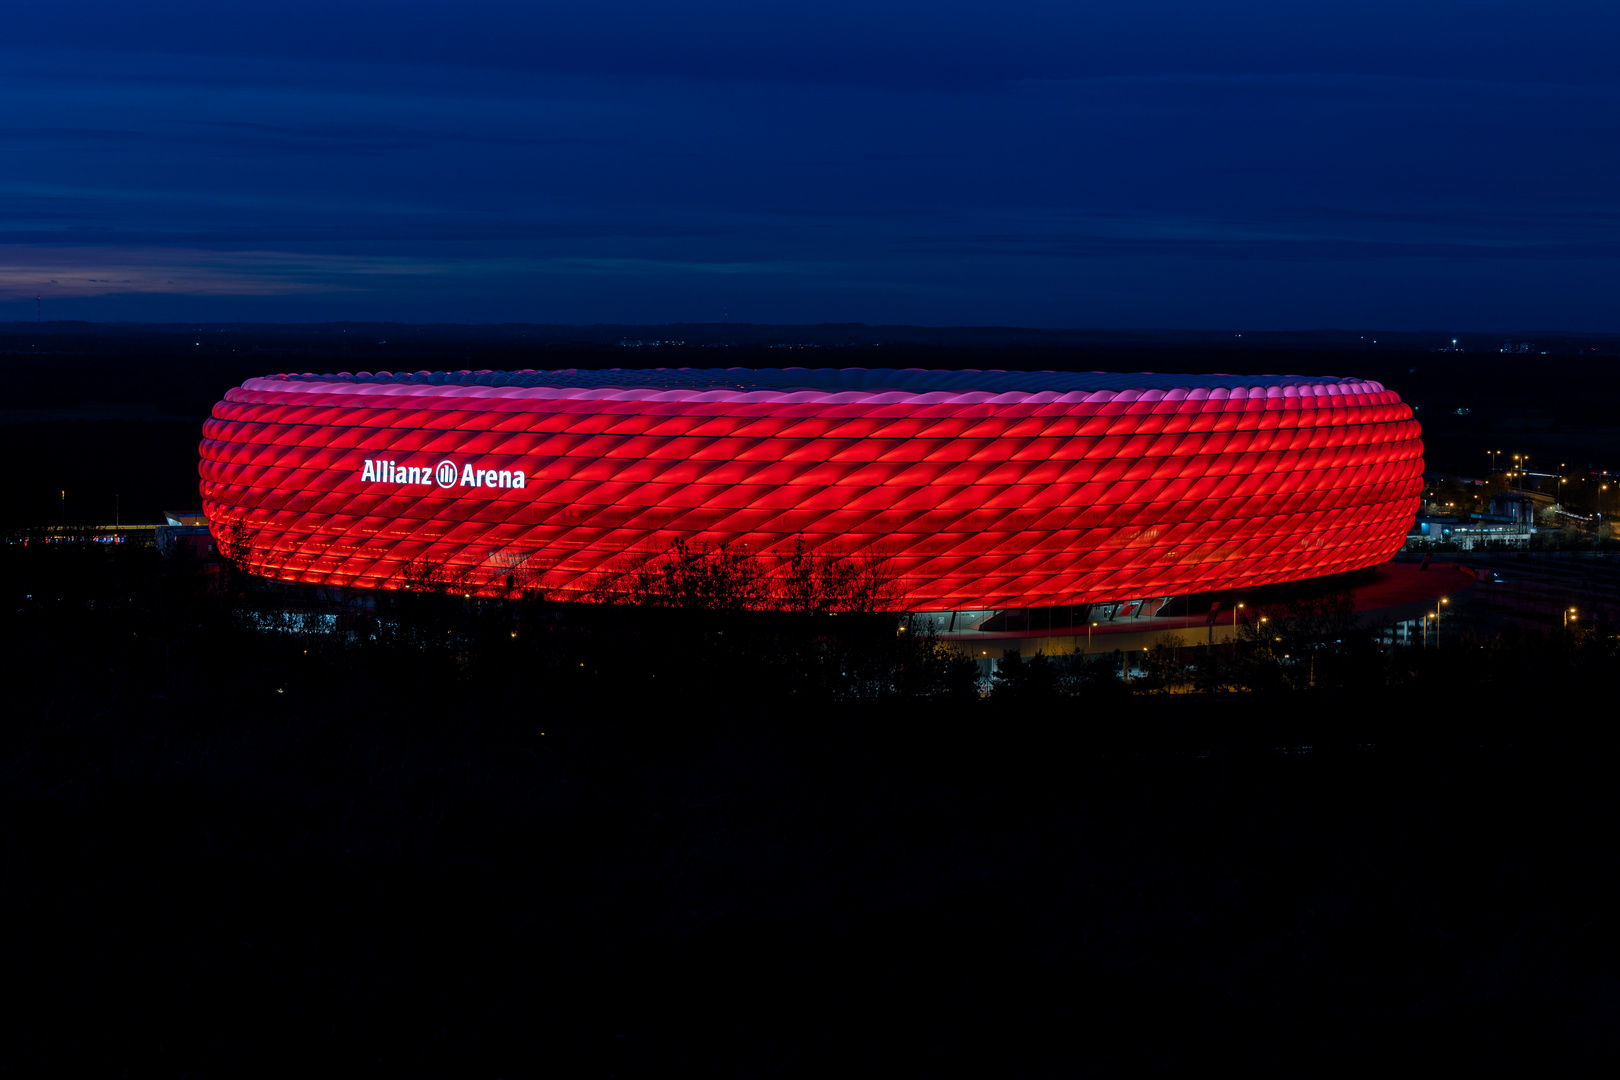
[198,367,1424,615]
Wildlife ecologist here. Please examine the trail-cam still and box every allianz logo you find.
[359,458,528,490]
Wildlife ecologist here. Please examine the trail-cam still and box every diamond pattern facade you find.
[199,368,1424,609]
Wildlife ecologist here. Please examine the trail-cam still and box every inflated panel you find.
[198,368,1423,608]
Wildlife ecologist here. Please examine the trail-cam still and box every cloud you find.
[0,247,823,300]
[0,248,381,298]
[1,13,1619,328]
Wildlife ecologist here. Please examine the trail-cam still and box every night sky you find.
[4,2,1619,329]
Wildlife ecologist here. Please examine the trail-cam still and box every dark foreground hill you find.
[3,540,1618,1075]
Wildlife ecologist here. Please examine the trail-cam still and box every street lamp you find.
[1234,602,1244,643]
[1087,621,1097,654]
[1565,607,1578,629]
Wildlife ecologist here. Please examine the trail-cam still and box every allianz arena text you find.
[198,367,1424,609]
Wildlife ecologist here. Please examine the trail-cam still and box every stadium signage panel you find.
[358,458,527,490]
[201,368,1424,608]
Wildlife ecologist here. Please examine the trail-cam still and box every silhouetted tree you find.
[1139,632,1192,693]
[775,535,903,614]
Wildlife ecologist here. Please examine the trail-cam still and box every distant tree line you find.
[11,524,1620,713]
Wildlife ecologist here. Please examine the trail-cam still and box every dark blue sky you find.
[4,2,1619,329]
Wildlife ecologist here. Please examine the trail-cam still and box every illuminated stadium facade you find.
[199,367,1423,610]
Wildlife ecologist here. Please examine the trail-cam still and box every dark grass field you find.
[4,542,1618,1076]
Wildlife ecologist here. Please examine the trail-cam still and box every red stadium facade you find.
[199,368,1423,610]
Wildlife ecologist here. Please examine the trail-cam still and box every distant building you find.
[156,510,215,558]
[1409,494,1535,550]
[1488,494,1537,525]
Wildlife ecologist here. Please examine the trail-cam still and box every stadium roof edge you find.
[267,367,1359,393]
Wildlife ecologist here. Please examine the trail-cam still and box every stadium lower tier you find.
[198,368,1424,609]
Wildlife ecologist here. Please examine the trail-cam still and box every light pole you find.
[1434,597,1448,646]
[1234,602,1244,645]
[1565,607,1578,630]
[1087,621,1097,654]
